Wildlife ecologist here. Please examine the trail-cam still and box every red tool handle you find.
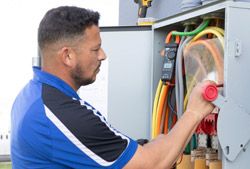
[202,84,218,102]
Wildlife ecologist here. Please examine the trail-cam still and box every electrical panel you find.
[151,1,250,168]
[101,1,250,168]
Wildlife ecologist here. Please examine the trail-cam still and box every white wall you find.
[0,0,118,155]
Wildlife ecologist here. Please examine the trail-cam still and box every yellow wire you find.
[184,70,200,110]
[152,79,163,138]
[155,84,168,137]
[189,27,224,49]
[206,26,224,35]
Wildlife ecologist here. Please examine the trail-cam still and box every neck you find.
[42,65,79,91]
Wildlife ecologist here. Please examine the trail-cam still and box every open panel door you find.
[101,26,152,140]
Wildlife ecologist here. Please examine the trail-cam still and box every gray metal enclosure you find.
[152,1,250,168]
[101,27,152,140]
[102,1,250,168]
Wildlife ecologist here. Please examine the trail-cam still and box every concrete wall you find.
[119,0,182,26]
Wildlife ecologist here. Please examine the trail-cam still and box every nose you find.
[98,48,107,61]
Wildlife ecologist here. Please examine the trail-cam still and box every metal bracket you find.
[213,95,250,161]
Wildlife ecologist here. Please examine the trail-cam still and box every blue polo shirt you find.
[11,67,138,169]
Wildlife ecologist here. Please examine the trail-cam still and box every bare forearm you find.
[124,81,215,169]
[143,111,200,169]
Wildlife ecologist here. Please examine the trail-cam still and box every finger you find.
[201,79,217,86]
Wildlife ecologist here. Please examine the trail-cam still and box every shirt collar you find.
[33,66,80,100]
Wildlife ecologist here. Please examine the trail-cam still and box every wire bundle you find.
[151,33,180,139]
[152,20,210,139]
[151,18,224,157]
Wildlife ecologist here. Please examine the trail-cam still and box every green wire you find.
[192,134,197,149]
[184,142,191,154]
[184,134,197,154]
[172,19,210,36]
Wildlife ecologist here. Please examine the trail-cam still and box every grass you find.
[0,162,12,169]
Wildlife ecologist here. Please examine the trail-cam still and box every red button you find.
[202,84,218,101]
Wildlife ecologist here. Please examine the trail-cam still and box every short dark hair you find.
[38,6,100,50]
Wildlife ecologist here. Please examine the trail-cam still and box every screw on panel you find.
[235,40,242,57]
[240,144,247,152]
[225,146,230,155]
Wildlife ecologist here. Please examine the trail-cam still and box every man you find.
[11,6,214,169]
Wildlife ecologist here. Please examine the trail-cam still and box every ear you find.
[60,47,76,67]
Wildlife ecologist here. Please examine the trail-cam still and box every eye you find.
[92,48,100,52]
